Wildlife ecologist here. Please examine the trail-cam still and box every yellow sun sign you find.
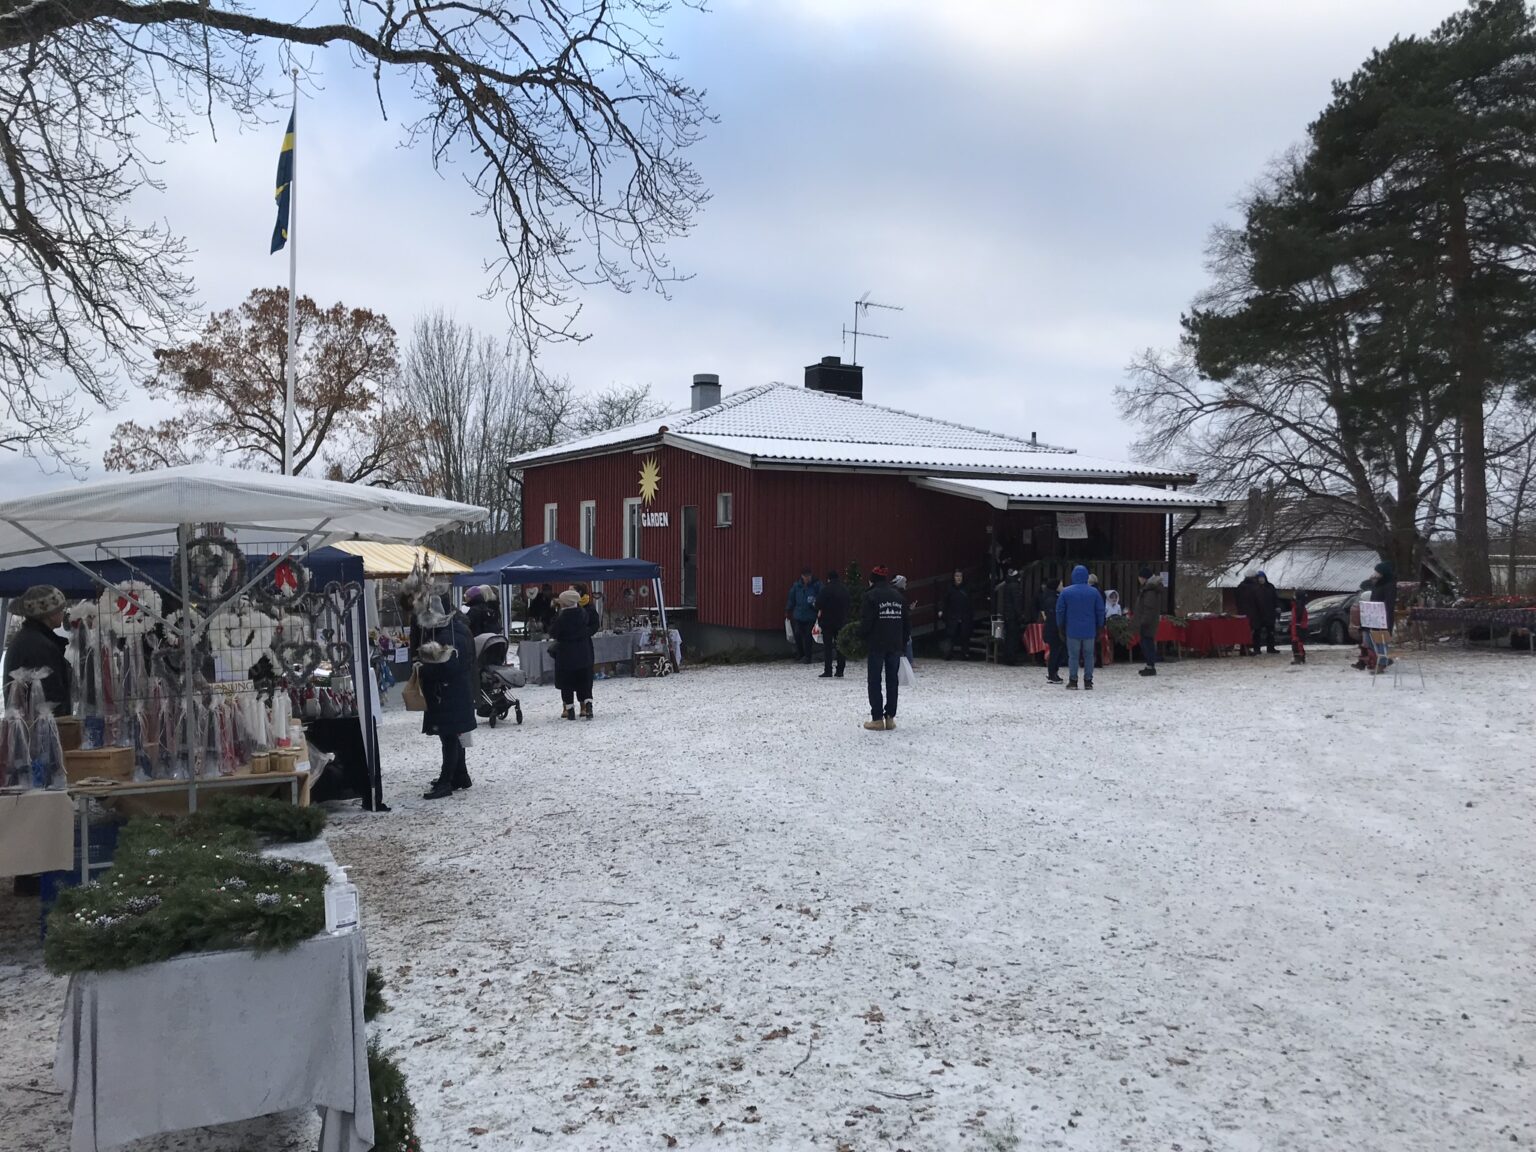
[638,457,661,505]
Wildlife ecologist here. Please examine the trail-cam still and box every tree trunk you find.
[1447,186,1493,594]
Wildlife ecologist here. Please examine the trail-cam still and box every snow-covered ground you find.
[2,648,1532,1151]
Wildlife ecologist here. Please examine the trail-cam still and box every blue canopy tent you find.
[452,541,666,631]
[0,547,382,809]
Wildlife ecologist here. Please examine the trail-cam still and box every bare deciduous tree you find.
[104,287,409,481]
[1,0,710,468]
[393,311,665,561]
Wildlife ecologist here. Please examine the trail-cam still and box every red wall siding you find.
[521,448,1168,634]
[744,472,994,631]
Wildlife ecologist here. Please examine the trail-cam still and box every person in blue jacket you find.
[785,568,821,665]
[1055,564,1106,690]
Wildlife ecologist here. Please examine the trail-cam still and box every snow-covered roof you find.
[1209,548,1380,592]
[509,384,1191,483]
[915,477,1223,511]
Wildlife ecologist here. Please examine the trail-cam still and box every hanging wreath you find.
[252,555,312,611]
[174,532,246,603]
[97,583,162,639]
[207,599,276,656]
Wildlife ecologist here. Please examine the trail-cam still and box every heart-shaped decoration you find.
[326,640,354,669]
[324,581,364,618]
[273,639,324,685]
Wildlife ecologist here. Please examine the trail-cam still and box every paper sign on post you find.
[394,647,410,663]
[1359,599,1389,631]
[752,577,763,596]
[1056,512,1088,540]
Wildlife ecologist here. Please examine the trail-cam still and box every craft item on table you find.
[2,705,29,789]
[174,529,246,602]
[97,582,161,640]
[271,694,292,748]
[31,708,67,791]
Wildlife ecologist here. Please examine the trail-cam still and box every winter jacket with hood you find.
[418,613,476,737]
[465,602,501,637]
[1366,561,1398,630]
[1134,574,1165,633]
[1037,585,1062,641]
[785,579,821,623]
[550,604,597,673]
[1055,565,1106,641]
[859,578,910,654]
[995,576,1025,619]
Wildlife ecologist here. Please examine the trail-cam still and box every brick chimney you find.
[804,355,863,401]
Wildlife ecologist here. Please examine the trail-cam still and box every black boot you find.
[1138,666,1157,677]
[453,769,472,791]
[423,780,455,800]
[581,700,594,720]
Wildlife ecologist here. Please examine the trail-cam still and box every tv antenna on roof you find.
[842,290,903,365]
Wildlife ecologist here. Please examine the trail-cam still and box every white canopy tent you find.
[0,464,486,563]
[0,465,487,811]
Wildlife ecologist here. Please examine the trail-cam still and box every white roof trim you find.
[916,477,1223,512]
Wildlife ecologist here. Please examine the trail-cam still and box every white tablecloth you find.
[0,789,73,875]
[54,839,372,1152]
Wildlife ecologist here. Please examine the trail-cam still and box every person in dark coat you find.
[1353,560,1398,671]
[574,583,602,632]
[1134,567,1165,677]
[1251,571,1280,654]
[464,585,501,637]
[3,585,72,716]
[859,567,909,731]
[784,569,821,665]
[527,584,556,632]
[549,588,597,720]
[417,609,476,800]
[940,569,973,661]
[816,569,850,679]
[1038,577,1066,683]
[995,569,1025,666]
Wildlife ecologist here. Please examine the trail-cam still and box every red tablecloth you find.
[1022,622,1045,655]
[1127,617,1186,654]
[1182,616,1251,655]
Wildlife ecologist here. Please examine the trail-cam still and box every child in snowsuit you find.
[1290,591,1308,665]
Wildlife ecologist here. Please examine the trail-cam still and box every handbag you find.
[401,664,427,712]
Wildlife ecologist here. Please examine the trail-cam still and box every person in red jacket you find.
[1290,590,1308,665]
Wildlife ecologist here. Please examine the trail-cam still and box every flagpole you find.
[283,68,298,476]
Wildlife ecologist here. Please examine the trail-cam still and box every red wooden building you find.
[512,359,1220,653]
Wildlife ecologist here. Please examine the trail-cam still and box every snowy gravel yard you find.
[2,648,1532,1151]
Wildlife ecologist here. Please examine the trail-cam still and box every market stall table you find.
[0,789,74,875]
[54,838,372,1152]
[1181,615,1252,656]
[70,772,306,883]
[518,631,644,684]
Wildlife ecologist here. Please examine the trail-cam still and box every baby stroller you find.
[473,633,524,727]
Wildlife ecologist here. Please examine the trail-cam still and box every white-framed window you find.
[622,497,642,557]
[716,492,733,527]
[580,500,597,554]
[543,503,558,543]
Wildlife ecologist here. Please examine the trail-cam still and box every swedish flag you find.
[270,110,294,254]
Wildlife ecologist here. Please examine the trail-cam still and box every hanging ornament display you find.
[97,582,162,639]
[174,530,246,602]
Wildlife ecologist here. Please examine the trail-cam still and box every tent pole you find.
[177,523,199,798]
[656,577,668,634]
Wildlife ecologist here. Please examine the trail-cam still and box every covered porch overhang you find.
[912,477,1224,514]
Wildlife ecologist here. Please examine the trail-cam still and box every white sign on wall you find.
[641,511,670,528]
[1358,599,1388,631]
[1056,512,1088,540]
[752,577,764,596]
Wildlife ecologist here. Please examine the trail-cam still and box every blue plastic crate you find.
[38,820,122,941]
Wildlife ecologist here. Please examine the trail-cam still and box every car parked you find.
[1277,591,1360,646]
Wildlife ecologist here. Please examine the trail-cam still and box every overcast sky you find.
[5,0,1465,494]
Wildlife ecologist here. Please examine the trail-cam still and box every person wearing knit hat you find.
[550,588,597,719]
[1134,567,1166,677]
[464,584,501,637]
[3,585,73,716]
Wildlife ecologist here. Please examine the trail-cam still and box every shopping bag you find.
[812,622,824,646]
[784,618,795,644]
[898,656,916,687]
[401,664,427,712]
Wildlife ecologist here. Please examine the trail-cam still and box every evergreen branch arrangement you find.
[368,1037,421,1152]
[44,800,329,975]
[1105,615,1136,646]
[365,966,389,1023]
